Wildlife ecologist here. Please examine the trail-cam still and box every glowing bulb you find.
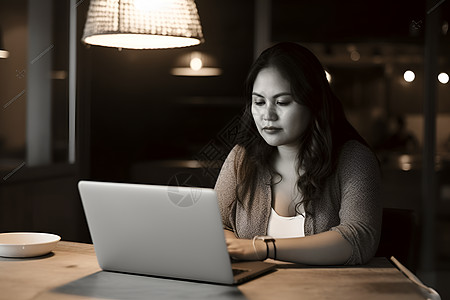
[438,72,449,84]
[403,70,415,82]
[0,50,9,59]
[399,155,412,171]
[443,21,448,35]
[190,57,203,71]
[350,50,360,61]
[325,70,332,83]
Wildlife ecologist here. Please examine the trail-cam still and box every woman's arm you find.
[221,143,380,265]
[225,229,352,265]
[272,231,352,265]
[330,141,382,264]
[215,146,242,232]
[224,142,380,265]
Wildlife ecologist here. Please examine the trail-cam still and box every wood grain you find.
[0,241,425,300]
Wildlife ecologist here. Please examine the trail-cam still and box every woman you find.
[215,42,381,265]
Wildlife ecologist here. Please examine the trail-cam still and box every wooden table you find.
[0,241,425,300]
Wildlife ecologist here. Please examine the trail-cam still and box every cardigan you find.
[214,140,382,265]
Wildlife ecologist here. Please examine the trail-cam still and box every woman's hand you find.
[224,230,353,265]
[224,230,266,261]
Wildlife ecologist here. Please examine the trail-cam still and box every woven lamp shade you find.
[82,0,204,49]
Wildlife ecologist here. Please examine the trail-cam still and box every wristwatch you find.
[253,235,276,260]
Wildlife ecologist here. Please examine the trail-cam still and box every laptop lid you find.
[78,180,274,285]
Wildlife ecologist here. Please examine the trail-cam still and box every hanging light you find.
[325,70,332,83]
[0,26,9,59]
[171,51,222,76]
[403,70,415,83]
[438,72,449,84]
[81,0,204,49]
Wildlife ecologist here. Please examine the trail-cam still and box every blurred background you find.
[0,0,449,297]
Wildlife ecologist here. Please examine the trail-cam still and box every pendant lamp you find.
[171,51,222,76]
[81,0,204,49]
[0,26,9,59]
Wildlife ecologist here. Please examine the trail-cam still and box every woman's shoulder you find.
[216,145,246,176]
[337,140,380,172]
[226,144,247,162]
[339,140,376,159]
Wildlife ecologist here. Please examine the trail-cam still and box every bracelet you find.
[252,236,276,260]
[252,236,265,260]
[272,239,277,260]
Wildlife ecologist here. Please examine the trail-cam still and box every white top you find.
[267,208,305,238]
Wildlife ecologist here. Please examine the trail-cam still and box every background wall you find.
[84,0,254,183]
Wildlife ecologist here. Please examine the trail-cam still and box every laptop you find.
[78,180,276,285]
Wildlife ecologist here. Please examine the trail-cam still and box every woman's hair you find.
[236,42,368,213]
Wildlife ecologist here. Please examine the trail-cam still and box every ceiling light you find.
[443,21,448,35]
[325,70,332,83]
[0,50,9,59]
[403,70,415,83]
[350,50,360,62]
[81,0,204,49]
[438,72,449,84]
[171,51,222,76]
[0,26,9,59]
[190,57,203,71]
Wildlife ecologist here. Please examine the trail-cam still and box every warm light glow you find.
[399,155,412,171]
[171,67,222,76]
[403,70,415,82]
[83,34,201,49]
[443,21,448,35]
[438,72,449,84]
[82,0,204,49]
[0,50,9,59]
[51,70,67,80]
[401,163,412,171]
[190,57,203,71]
[350,50,360,61]
[133,0,170,12]
[172,51,221,76]
[325,70,332,83]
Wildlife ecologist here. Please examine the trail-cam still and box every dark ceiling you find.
[271,0,448,43]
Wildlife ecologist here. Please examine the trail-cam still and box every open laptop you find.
[78,180,276,285]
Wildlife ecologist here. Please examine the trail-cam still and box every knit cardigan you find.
[214,140,382,265]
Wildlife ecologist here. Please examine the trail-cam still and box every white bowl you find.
[0,232,61,258]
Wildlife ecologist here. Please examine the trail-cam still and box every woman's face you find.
[251,67,312,148]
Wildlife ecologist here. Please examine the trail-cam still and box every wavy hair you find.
[235,42,368,214]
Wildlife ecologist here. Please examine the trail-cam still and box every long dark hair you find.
[236,42,368,213]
